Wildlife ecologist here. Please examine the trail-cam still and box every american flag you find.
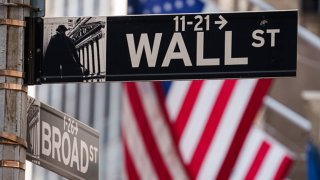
[165,79,273,179]
[122,79,294,180]
[122,0,294,179]
[122,82,188,180]
[231,127,294,180]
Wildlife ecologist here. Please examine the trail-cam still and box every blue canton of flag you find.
[128,0,206,14]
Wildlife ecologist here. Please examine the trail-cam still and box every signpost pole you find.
[0,0,29,179]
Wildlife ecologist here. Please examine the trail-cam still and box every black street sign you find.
[106,10,297,81]
[27,97,99,180]
[25,10,297,84]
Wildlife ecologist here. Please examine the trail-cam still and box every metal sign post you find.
[25,10,297,84]
[0,1,31,179]
[27,97,99,180]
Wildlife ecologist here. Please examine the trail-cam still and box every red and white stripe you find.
[166,79,272,179]
[122,82,189,180]
[231,127,294,180]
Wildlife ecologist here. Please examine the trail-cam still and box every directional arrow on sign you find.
[215,15,228,30]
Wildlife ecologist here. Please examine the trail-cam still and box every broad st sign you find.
[106,10,297,81]
[25,10,297,84]
[27,97,99,180]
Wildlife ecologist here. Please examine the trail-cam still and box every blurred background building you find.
[28,0,320,179]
